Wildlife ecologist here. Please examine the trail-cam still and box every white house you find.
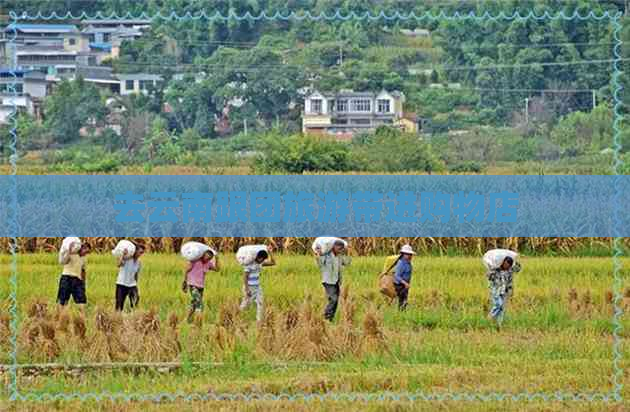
[0,69,49,124]
[302,89,417,137]
[117,73,163,95]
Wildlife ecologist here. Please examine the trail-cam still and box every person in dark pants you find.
[57,242,91,315]
[393,244,415,311]
[115,243,145,312]
[315,240,351,321]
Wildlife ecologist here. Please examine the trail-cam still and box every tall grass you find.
[1,237,625,256]
[1,253,627,366]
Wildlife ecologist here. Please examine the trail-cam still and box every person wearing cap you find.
[487,255,521,326]
[393,244,415,311]
[315,240,351,321]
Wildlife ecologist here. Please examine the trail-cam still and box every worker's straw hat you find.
[400,244,416,255]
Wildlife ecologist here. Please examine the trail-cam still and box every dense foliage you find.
[1,0,628,173]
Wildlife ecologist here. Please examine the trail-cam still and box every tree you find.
[43,78,108,144]
[550,104,613,156]
[430,69,439,84]
[164,76,217,138]
[141,116,171,161]
[202,47,303,128]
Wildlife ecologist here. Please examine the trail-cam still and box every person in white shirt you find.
[239,248,275,323]
[115,243,145,312]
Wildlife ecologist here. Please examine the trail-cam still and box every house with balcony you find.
[81,19,150,60]
[2,24,97,75]
[3,24,80,48]
[302,89,418,138]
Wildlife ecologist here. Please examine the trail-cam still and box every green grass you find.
[1,254,628,403]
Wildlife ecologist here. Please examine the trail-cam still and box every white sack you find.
[112,240,136,258]
[59,237,81,264]
[236,245,268,266]
[482,249,519,271]
[312,237,348,255]
[181,241,216,262]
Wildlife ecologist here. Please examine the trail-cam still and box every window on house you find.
[88,56,97,66]
[328,99,334,111]
[103,33,111,42]
[377,99,390,113]
[89,34,96,43]
[125,80,134,90]
[351,99,371,112]
[310,99,322,113]
[1,83,24,94]
[351,118,371,125]
[336,99,348,112]
[139,80,152,90]
[68,38,76,46]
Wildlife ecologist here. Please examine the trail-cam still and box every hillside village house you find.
[0,69,48,123]
[302,89,419,138]
[0,22,156,124]
[117,73,163,95]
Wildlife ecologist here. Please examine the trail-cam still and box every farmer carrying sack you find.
[236,245,268,266]
[482,249,519,271]
[181,241,217,262]
[378,255,401,300]
[312,237,348,255]
[112,240,136,259]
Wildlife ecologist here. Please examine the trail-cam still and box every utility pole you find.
[243,118,248,135]
[525,97,529,124]
[592,90,596,110]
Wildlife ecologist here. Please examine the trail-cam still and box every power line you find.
[438,41,618,49]
[148,38,619,50]
[101,57,630,71]
[453,87,599,92]
[416,58,630,71]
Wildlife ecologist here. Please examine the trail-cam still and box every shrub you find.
[550,104,613,156]
[47,146,123,173]
[254,133,352,174]
[448,161,483,173]
[351,127,444,173]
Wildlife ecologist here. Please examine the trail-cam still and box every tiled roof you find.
[81,19,151,25]
[308,89,404,99]
[75,65,117,81]
[5,24,78,33]
[115,73,162,81]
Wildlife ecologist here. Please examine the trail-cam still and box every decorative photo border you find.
[4,7,624,404]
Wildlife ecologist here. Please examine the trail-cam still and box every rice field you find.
[1,251,628,408]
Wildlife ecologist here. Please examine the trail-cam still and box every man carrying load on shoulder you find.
[315,240,351,322]
[240,247,276,323]
[183,249,220,323]
[57,241,91,315]
[393,244,415,311]
[486,254,521,327]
